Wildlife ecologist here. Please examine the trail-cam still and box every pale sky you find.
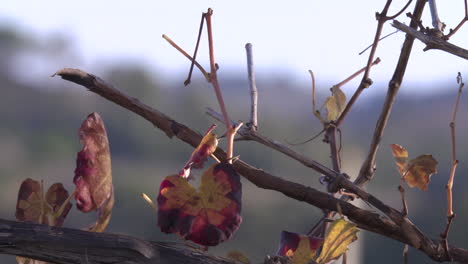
[0,1,466,92]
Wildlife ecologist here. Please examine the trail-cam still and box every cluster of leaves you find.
[15,112,114,263]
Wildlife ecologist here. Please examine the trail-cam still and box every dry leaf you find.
[74,112,114,232]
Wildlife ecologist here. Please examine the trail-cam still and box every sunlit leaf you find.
[15,179,72,264]
[180,124,218,178]
[73,112,114,232]
[158,162,242,246]
[390,144,409,176]
[226,250,251,264]
[324,86,346,121]
[314,218,358,264]
[390,144,438,191]
[276,231,323,264]
[406,155,438,191]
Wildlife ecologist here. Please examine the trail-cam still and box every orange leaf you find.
[405,155,438,191]
[389,144,438,191]
[158,162,242,246]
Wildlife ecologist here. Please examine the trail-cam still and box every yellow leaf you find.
[324,86,346,121]
[314,218,358,264]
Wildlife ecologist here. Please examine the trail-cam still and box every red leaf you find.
[158,162,242,246]
[74,112,114,232]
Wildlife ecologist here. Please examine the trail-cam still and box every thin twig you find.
[447,72,463,217]
[184,13,207,86]
[359,0,413,55]
[204,9,230,129]
[287,129,325,146]
[388,0,414,20]
[162,34,211,82]
[204,8,239,162]
[335,0,394,127]
[334,58,381,89]
[440,73,464,261]
[444,0,468,40]
[245,43,258,130]
[359,30,399,55]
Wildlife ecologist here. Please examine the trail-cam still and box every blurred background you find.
[1,1,467,263]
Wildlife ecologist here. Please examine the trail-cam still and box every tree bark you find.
[0,218,236,264]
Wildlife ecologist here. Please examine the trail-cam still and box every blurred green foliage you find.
[1,25,467,263]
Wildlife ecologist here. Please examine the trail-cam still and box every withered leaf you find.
[15,179,72,264]
[74,112,114,232]
[16,178,72,227]
[390,144,438,191]
[406,155,438,191]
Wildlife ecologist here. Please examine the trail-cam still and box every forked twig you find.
[162,34,210,82]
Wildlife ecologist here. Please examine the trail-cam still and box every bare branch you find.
[53,68,468,262]
[0,218,237,264]
[392,20,468,60]
[354,0,427,187]
[245,43,258,130]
